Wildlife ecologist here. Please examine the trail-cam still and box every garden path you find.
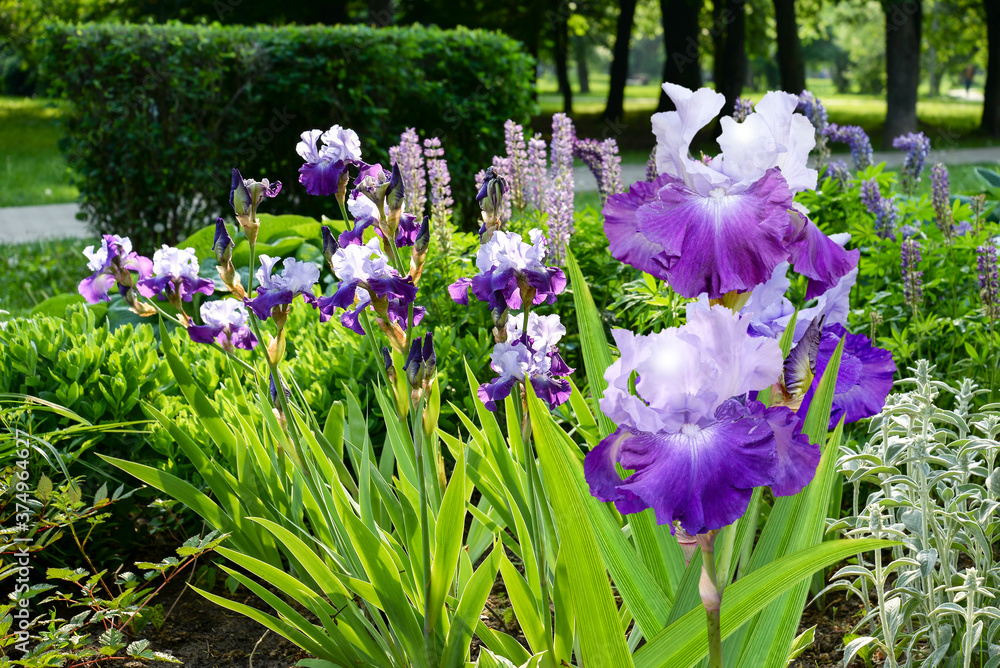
[1,144,999,242]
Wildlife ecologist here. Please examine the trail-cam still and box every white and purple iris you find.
[78,234,152,303]
[605,83,859,300]
[296,125,362,197]
[339,191,422,248]
[244,255,320,320]
[584,305,819,536]
[136,245,215,303]
[317,238,422,334]
[188,299,258,352]
[448,229,567,311]
[479,312,573,411]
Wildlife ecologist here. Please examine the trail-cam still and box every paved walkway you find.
[574,144,1000,192]
[0,203,87,244]
[1,144,999,241]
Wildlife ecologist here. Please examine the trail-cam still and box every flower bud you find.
[477,166,509,241]
[214,218,234,264]
[230,168,282,247]
[322,225,340,270]
[405,336,424,389]
[409,216,431,283]
[382,345,396,383]
[421,332,436,383]
[230,168,252,221]
[385,163,405,233]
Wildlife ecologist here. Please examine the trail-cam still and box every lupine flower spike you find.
[526,134,548,208]
[424,137,454,251]
[504,120,529,211]
[892,132,931,194]
[78,234,155,315]
[573,137,624,204]
[546,113,575,264]
[931,163,953,237]
[389,128,426,216]
[824,124,874,171]
[978,245,1000,321]
[859,179,899,238]
[733,96,754,122]
[230,168,282,246]
[901,239,924,313]
[796,91,830,166]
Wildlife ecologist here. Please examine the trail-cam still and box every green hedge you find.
[39,22,535,251]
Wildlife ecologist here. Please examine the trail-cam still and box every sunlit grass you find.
[0,97,78,208]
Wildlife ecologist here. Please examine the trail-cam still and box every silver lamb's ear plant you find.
[823,360,1000,667]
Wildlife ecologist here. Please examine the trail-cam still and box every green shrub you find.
[38,22,535,251]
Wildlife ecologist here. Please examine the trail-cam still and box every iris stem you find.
[697,532,724,668]
[413,396,435,663]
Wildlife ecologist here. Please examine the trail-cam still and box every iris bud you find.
[322,225,340,270]
[214,218,234,264]
[405,336,424,389]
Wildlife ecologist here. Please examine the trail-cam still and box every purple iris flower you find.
[479,312,573,411]
[448,229,566,310]
[340,191,421,248]
[296,125,362,197]
[796,324,896,430]
[188,299,258,352]
[584,305,819,535]
[606,84,858,300]
[230,169,282,222]
[78,234,153,303]
[317,238,422,334]
[136,245,215,303]
[244,255,320,320]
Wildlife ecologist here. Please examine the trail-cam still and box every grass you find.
[0,237,87,317]
[537,75,995,153]
[0,97,78,208]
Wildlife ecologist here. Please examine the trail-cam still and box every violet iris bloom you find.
[296,125,362,196]
[230,169,282,221]
[244,255,320,320]
[584,305,819,535]
[605,83,858,300]
[317,238,423,334]
[795,324,896,430]
[479,312,573,411]
[78,235,152,303]
[136,246,215,302]
[340,191,421,248]
[448,229,566,310]
[188,299,258,352]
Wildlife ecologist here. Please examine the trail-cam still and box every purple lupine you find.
[977,245,1000,320]
[78,235,152,304]
[296,126,361,197]
[645,147,658,182]
[573,137,624,204]
[504,120,529,211]
[389,128,427,216]
[526,134,548,209]
[244,255,320,321]
[733,97,754,122]
[892,132,931,193]
[859,178,898,238]
[424,137,454,251]
[901,239,924,310]
[583,305,820,535]
[614,85,857,300]
[448,228,566,311]
[931,163,953,235]
[825,124,874,171]
[188,299,258,352]
[317,237,423,340]
[954,221,974,237]
[136,246,215,303]
[796,91,829,135]
[546,113,576,265]
[479,312,573,411]
[824,160,851,182]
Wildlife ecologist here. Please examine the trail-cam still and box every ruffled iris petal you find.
[244,287,294,321]
[635,168,795,298]
[79,272,117,303]
[529,375,571,409]
[764,404,820,496]
[477,377,518,412]
[603,175,675,276]
[799,325,896,429]
[298,160,347,197]
[585,398,779,535]
[784,211,860,300]
[448,277,472,305]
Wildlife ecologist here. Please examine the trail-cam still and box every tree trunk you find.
[883,0,922,147]
[369,0,392,26]
[772,0,806,94]
[982,0,1000,136]
[574,36,591,93]
[554,4,573,114]
[605,0,637,121]
[713,0,746,116]
[659,0,704,111]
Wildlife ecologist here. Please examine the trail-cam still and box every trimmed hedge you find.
[39,22,535,250]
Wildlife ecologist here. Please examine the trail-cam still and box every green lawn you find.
[0,97,78,208]
[538,75,994,152]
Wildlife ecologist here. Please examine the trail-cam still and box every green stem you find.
[697,532,723,668]
[414,397,434,662]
